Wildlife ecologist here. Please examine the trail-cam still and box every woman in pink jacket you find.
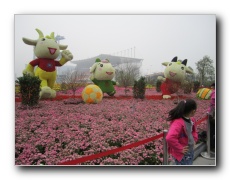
[166,99,198,165]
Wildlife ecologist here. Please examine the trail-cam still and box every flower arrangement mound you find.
[15,96,209,165]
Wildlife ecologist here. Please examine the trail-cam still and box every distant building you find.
[55,65,76,84]
[145,72,164,84]
[71,54,143,74]
[56,65,76,75]
[145,72,164,78]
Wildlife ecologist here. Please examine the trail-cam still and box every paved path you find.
[192,142,216,165]
[193,155,215,165]
[169,142,216,166]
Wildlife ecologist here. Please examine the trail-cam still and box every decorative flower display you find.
[15,92,209,165]
[82,85,103,104]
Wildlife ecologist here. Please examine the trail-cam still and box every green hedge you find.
[16,74,41,106]
[133,76,146,99]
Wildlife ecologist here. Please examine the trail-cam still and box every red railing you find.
[15,94,190,102]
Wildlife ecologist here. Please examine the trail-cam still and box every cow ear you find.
[171,56,177,62]
[182,59,187,66]
[185,67,193,74]
[22,37,37,46]
[162,62,169,66]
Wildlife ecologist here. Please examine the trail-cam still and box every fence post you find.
[163,129,168,165]
[200,113,215,159]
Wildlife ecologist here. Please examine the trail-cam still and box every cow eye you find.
[41,38,46,41]
[100,64,103,67]
[181,67,184,70]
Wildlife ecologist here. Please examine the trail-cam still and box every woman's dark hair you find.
[167,99,197,121]
[211,83,215,88]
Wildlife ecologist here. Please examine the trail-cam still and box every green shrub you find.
[193,81,200,92]
[133,76,146,99]
[16,74,41,106]
[156,80,162,92]
[146,84,153,88]
[182,81,192,94]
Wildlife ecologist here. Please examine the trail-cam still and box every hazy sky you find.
[15,15,216,77]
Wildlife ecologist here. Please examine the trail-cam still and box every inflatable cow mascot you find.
[157,56,193,99]
[22,28,73,99]
[90,58,119,96]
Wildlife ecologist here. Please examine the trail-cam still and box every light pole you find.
[55,34,65,75]
[134,46,135,58]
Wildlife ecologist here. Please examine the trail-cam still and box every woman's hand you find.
[182,146,189,154]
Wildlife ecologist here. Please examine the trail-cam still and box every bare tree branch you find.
[60,68,88,96]
[115,60,141,95]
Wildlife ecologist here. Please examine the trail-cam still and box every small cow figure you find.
[22,29,73,99]
[90,58,119,96]
[157,56,193,99]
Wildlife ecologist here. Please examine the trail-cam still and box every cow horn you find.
[171,56,177,62]
[182,59,187,66]
[50,32,55,40]
[35,28,44,38]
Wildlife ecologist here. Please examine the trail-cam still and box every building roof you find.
[145,72,164,77]
[71,54,143,72]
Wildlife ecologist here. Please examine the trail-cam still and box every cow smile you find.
[48,48,57,55]
[169,71,177,77]
[106,72,113,75]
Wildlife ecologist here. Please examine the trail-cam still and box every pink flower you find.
[15,92,209,165]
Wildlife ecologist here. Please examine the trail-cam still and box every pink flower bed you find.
[15,91,209,165]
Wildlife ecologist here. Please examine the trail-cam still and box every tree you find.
[115,61,141,95]
[145,76,155,87]
[181,66,195,93]
[145,72,164,88]
[61,69,88,96]
[195,55,215,86]
[181,81,193,94]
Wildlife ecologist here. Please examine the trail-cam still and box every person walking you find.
[166,99,198,165]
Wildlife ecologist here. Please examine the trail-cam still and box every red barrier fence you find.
[58,115,208,165]
[196,116,208,125]
[58,133,163,165]
[15,94,190,102]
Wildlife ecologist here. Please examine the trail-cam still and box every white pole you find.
[163,130,168,165]
[134,46,135,58]
[200,113,215,159]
